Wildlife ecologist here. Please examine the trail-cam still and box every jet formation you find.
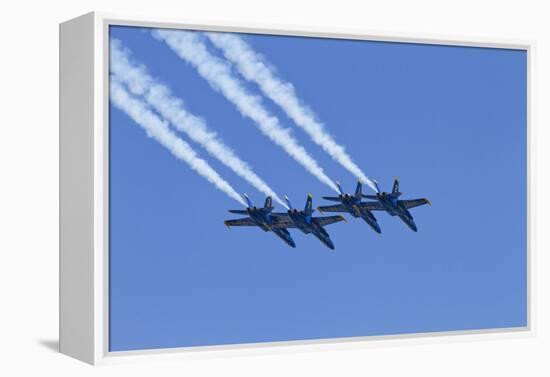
[224,178,430,250]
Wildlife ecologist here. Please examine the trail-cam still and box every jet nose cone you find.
[374,224,382,234]
[289,239,296,248]
[325,239,335,250]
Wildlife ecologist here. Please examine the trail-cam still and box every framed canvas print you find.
[59,12,533,365]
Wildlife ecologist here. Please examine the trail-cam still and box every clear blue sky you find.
[108,26,527,351]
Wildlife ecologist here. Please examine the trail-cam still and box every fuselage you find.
[246,207,272,231]
[286,209,334,249]
[375,193,417,231]
[338,195,363,217]
[246,208,296,246]
[271,227,296,247]
[376,193,401,215]
[337,195,381,233]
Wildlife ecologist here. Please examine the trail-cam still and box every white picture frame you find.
[59,11,535,365]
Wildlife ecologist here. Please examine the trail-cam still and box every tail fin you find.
[264,196,273,210]
[285,195,293,209]
[336,181,344,194]
[355,180,362,197]
[392,177,401,196]
[304,194,314,213]
[373,179,381,193]
[243,193,253,208]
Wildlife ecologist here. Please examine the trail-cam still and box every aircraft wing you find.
[224,217,255,227]
[317,204,347,213]
[269,213,297,228]
[357,201,385,211]
[400,198,430,209]
[314,215,346,227]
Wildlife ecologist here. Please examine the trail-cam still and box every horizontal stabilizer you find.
[400,198,431,210]
[224,217,256,228]
[315,215,346,227]
[317,204,346,213]
[322,196,342,202]
[362,194,378,200]
[228,209,249,215]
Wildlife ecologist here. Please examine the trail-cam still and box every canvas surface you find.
[108,25,527,351]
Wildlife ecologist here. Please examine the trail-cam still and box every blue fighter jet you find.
[276,194,346,250]
[317,181,381,233]
[224,194,296,248]
[361,178,431,232]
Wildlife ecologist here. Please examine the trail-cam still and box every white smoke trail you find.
[110,78,246,206]
[206,32,378,193]
[110,39,287,208]
[152,29,340,194]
